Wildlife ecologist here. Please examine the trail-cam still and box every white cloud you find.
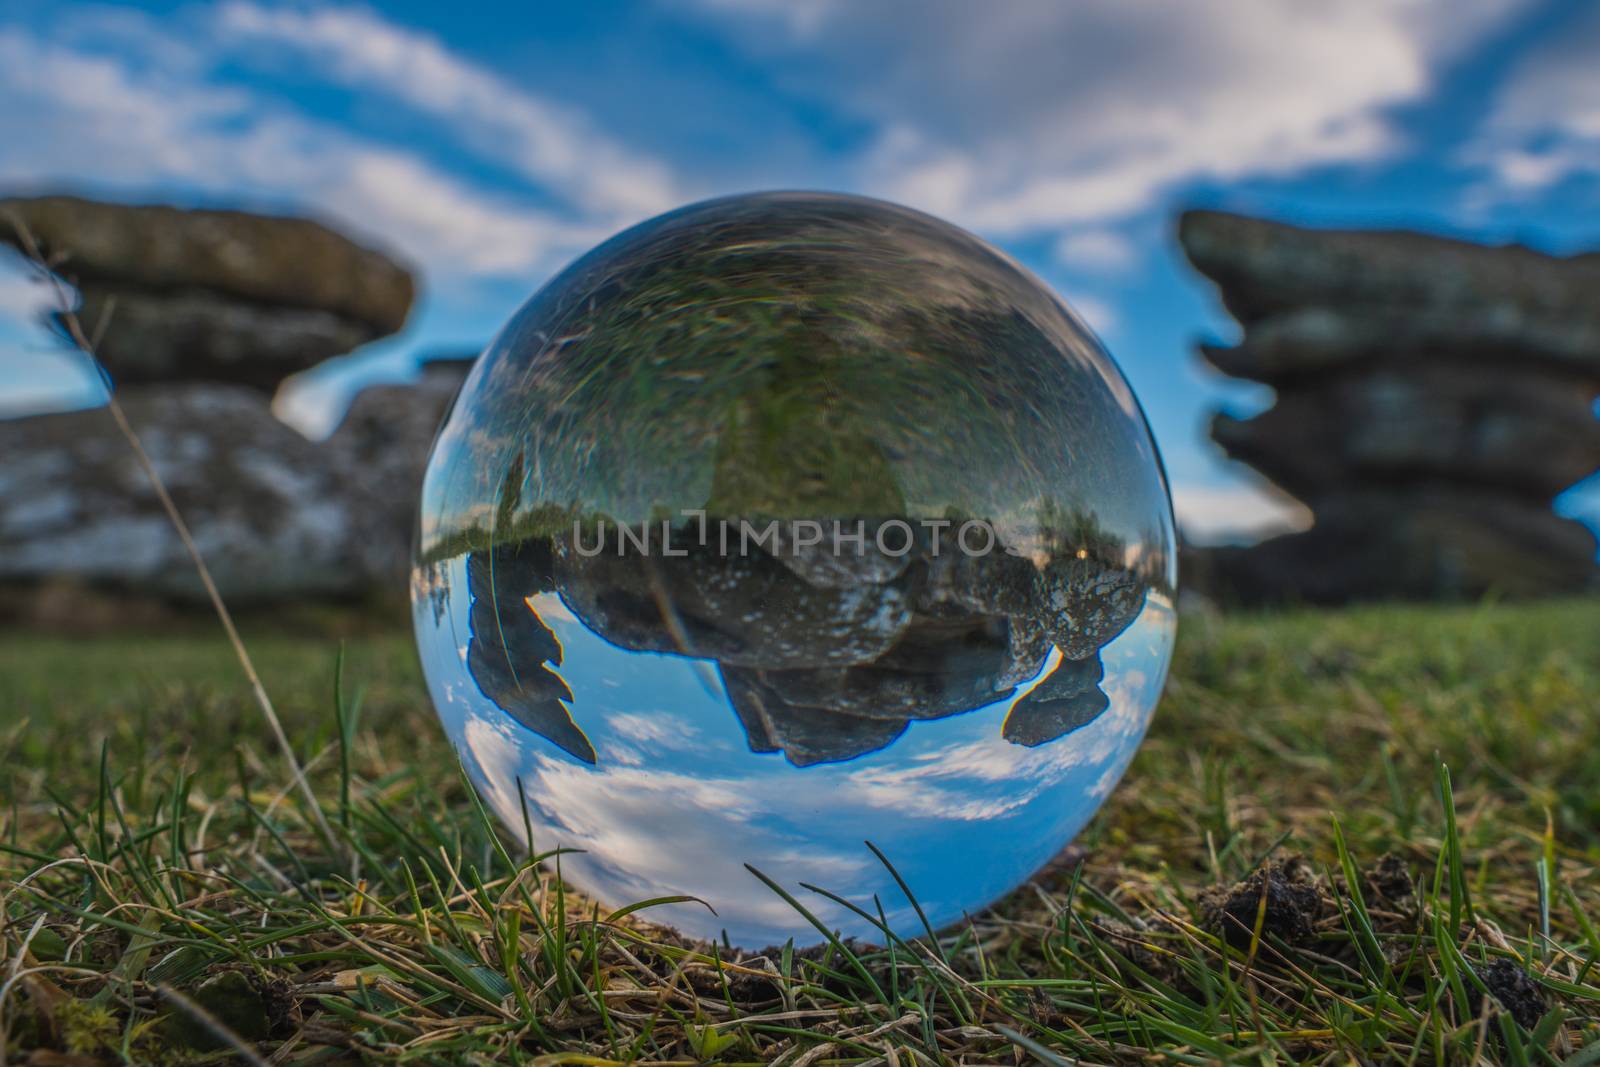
[689,0,1526,236]
[0,23,604,281]
[0,28,254,188]
[1060,291,1118,337]
[1055,229,1137,273]
[318,151,607,276]
[1464,5,1600,195]
[214,2,680,220]
[687,0,840,40]
[1172,482,1312,546]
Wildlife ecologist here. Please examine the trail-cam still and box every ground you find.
[1,598,1597,1065]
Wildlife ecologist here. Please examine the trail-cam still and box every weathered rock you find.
[1181,209,1600,351]
[1039,554,1150,658]
[1180,209,1600,603]
[1195,488,1597,603]
[328,353,476,541]
[1211,366,1600,500]
[335,354,475,448]
[0,386,402,602]
[1,195,412,331]
[464,548,591,763]
[722,673,911,769]
[549,524,918,670]
[460,524,1148,766]
[0,195,415,390]
[1199,305,1600,383]
[72,288,376,392]
[1001,655,1108,748]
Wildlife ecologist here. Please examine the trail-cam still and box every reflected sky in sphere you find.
[412,191,1177,947]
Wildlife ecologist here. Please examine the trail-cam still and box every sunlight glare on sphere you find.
[411,192,1177,948]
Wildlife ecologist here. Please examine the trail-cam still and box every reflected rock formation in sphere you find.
[412,192,1177,948]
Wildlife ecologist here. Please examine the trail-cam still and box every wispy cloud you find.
[319,151,607,275]
[1462,4,1600,198]
[686,0,1527,237]
[1059,291,1119,337]
[1055,229,1138,273]
[0,8,677,284]
[213,2,681,220]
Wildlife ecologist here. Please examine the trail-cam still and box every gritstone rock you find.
[0,386,401,602]
[1179,210,1599,603]
[1,194,414,391]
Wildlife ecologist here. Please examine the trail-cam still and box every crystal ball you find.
[412,192,1176,947]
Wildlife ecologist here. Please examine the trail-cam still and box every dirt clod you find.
[1363,853,1415,904]
[1200,859,1325,949]
[1473,958,1546,1030]
[164,969,275,1050]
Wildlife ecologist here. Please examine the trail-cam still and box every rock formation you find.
[0,194,455,609]
[1181,209,1600,602]
[0,386,402,602]
[1,195,414,392]
[327,351,476,542]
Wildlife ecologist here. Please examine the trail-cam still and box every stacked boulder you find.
[1181,209,1600,602]
[0,389,405,603]
[0,194,443,607]
[4,195,412,390]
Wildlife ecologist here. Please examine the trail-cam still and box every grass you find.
[1,597,1598,1064]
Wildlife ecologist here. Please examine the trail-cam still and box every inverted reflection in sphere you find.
[412,192,1177,948]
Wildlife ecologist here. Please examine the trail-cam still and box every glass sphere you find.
[412,192,1176,948]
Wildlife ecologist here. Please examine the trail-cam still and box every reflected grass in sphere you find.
[411,192,1177,948]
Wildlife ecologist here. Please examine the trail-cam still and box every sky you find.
[2,0,1598,543]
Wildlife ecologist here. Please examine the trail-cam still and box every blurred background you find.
[1,0,1597,618]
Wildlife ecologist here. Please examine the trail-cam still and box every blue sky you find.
[2,0,1598,542]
